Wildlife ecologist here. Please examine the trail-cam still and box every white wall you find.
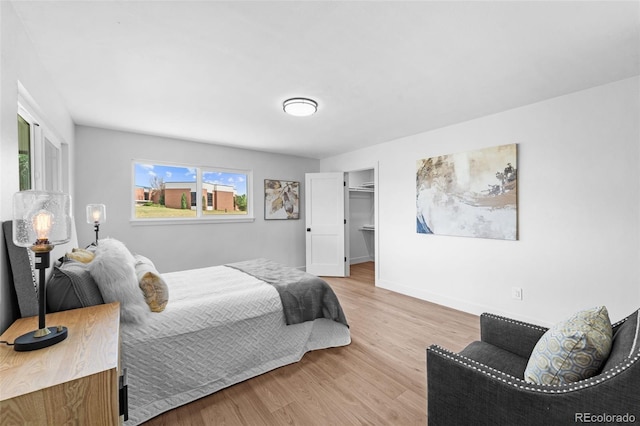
[322,77,640,326]
[0,2,75,332]
[74,126,318,273]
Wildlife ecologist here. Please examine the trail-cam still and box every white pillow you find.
[88,238,149,323]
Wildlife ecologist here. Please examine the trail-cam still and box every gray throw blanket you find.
[226,258,348,327]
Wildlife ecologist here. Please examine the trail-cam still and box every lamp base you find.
[14,326,68,352]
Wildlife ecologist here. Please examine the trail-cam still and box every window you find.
[133,161,253,223]
[202,169,248,214]
[17,114,32,190]
[18,85,68,193]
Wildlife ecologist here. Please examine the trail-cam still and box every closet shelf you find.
[349,181,374,192]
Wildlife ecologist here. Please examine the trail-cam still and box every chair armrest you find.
[426,345,640,426]
[480,313,547,359]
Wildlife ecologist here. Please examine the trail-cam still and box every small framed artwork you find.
[264,179,300,220]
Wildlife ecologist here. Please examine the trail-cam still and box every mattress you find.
[121,265,350,425]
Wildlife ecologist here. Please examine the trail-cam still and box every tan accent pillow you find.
[66,248,95,263]
[524,306,612,385]
[134,255,169,313]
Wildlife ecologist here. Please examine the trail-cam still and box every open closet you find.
[348,169,375,266]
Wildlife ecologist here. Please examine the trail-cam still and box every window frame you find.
[131,159,254,225]
[18,92,67,193]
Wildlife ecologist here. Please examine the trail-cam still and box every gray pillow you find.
[47,259,104,312]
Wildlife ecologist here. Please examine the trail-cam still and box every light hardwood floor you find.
[142,262,479,425]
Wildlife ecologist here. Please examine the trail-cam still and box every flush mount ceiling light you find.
[283,98,318,117]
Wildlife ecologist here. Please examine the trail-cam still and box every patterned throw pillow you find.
[134,255,169,313]
[524,306,613,385]
[66,248,95,263]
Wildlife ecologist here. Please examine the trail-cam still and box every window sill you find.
[130,217,255,226]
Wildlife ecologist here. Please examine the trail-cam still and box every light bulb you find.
[33,210,53,241]
[86,204,106,225]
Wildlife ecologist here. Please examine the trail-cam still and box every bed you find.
[2,222,350,425]
[120,259,350,424]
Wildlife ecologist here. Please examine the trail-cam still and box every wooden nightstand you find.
[0,302,124,425]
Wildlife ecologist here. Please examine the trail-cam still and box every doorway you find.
[348,168,376,284]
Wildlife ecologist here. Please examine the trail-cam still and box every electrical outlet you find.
[512,287,523,301]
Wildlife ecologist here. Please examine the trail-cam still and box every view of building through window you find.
[134,162,249,219]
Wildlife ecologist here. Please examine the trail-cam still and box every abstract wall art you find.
[416,143,518,240]
[265,179,300,220]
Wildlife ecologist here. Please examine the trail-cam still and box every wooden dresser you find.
[0,302,123,425]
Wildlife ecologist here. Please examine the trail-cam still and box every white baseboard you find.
[376,278,550,327]
[350,255,374,265]
[377,278,486,316]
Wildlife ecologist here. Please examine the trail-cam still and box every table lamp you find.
[12,190,71,351]
[86,204,106,245]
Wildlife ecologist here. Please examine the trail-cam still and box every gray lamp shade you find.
[12,191,72,248]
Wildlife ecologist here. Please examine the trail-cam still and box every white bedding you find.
[121,265,351,425]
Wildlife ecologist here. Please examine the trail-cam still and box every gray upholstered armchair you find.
[427,310,640,425]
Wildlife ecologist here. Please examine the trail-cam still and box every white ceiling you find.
[11,1,640,159]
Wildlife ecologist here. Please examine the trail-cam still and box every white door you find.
[305,172,349,277]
